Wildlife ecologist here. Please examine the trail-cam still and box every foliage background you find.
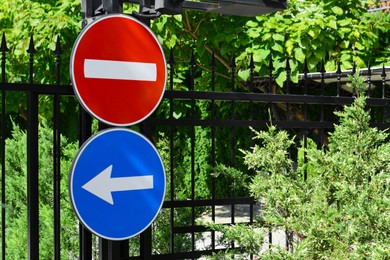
[1,120,79,259]
[0,0,389,258]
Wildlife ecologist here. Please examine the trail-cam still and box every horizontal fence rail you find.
[0,33,389,259]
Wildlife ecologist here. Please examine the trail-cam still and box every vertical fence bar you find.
[79,224,92,260]
[249,54,254,123]
[268,54,273,94]
[381,64,387,123]
[139,227,152,259]
[189,51,196,257]
[27,35,39,260]
[351,62,356,96]
[53,36,62,260]
[249,54,255,177]
[336,61,341,97]
[140,118,153,259]
[168,49,175,257]
[319,60,325,148]
[248,54,255,260]
[99,239,120,260]
[285,57,291,121]
[210,50,216,251]
[367,61,372,97]
[229,53,236,251]
[381,64,386,99]
[1,32,8,260]
[267,54,273,247]
[302,59,308,181]
[284,57,291,251]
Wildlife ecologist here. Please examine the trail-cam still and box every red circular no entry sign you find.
[70,14,167,126]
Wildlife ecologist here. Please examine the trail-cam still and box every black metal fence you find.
[1,33,389,259]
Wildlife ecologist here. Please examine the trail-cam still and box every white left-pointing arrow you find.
[84,59,157,81]
[82,165,154,205]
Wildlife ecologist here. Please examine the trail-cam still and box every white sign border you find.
[70,14,167,127]
[69,128,167,241]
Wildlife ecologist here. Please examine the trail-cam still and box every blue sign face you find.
[69,128,166,240]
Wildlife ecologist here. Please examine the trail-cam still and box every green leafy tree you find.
[242,0,390,86]
[211,76,390,259]
[151,0,390,88]
[1,0,82,139]
[0,0,81,84]
[2,0,389,91]
[151,2,390,185]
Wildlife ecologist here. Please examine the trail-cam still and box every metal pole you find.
[78,5,93,258]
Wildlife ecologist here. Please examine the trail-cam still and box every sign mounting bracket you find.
[80,0,287,25]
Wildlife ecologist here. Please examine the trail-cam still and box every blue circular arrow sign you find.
[69,128,166,240]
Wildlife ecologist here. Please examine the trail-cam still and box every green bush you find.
[1,119,79,259]
[211,78,390,259]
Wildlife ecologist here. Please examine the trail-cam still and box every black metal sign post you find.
[79,1,156,259]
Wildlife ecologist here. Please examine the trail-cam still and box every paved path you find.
[196,204,287,258]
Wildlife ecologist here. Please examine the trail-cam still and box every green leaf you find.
[328,19,337,29]
[365,31,377,40]
[340,27,351,34]
[308,29,316,38]
[353,31,360,38]
[354,56,366,68]
[315,19,325,28]
[325,60,337,72]
[340,40,350,49]
[338,19,352,27]
[307,56,319,70]
[341,60,353,70]
[275,71,286,87]
[290,70,299,84]
[273,58,285,71]
[246,20,258,27]
[253,49,270,62]
[247,29,260,38]
[294,48,305,63]
[271,42,284,53]
[313,48,325,59]
[285,39,295,55]
[238,69,250,81]
[354,42,364,50]
[332,6,343,16]
[298,38,310,49]
[272,33,285,42]
[262,33,272,41]
[340,53,351,62]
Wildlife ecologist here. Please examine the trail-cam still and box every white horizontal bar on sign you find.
[84,59,157,81]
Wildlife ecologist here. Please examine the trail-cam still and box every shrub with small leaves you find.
[211,75,390,259]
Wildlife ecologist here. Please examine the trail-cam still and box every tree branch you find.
[183,11,231,70]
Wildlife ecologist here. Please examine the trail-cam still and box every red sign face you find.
[70,14,167,126]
